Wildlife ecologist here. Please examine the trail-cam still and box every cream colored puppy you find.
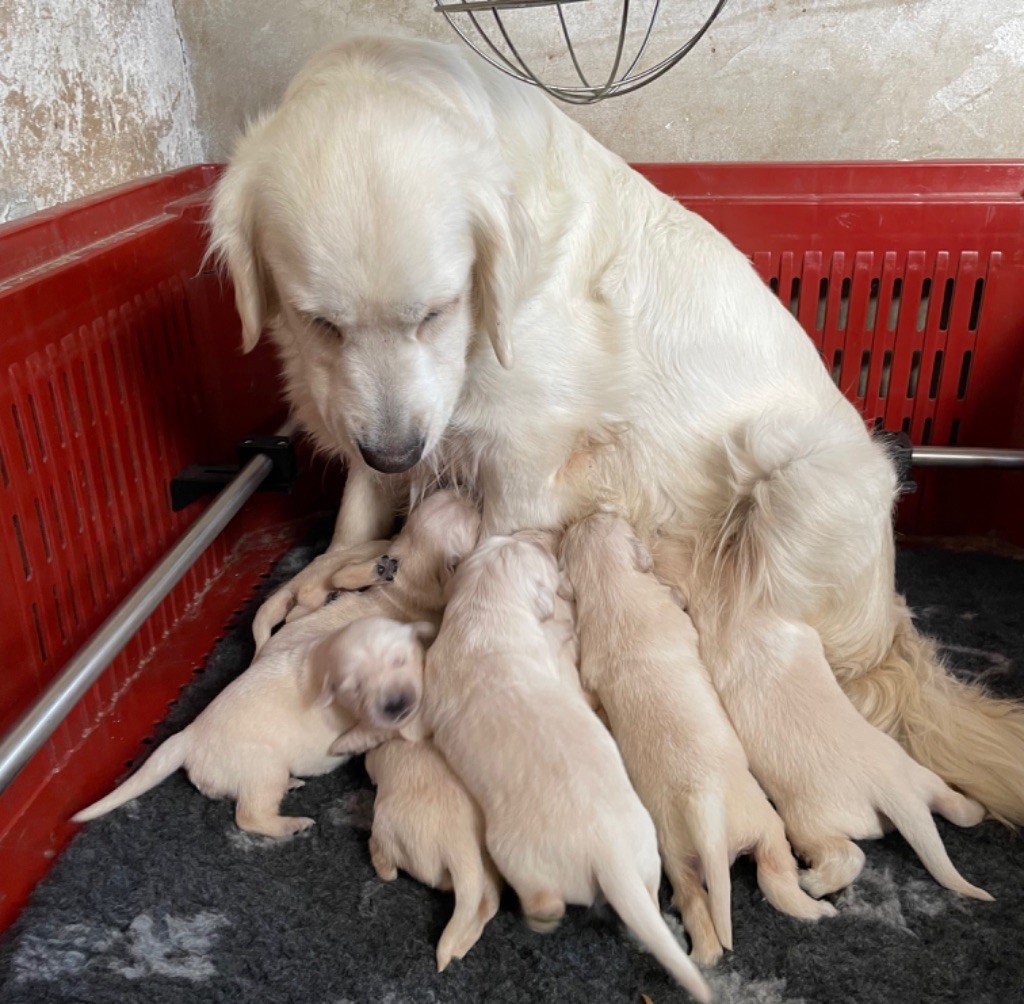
[364,740,502,972]
[71,490,479,837]
[562,512,835,965]
[407,536,712,1003]
[653,538,992,903]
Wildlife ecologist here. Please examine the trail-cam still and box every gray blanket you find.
[2,536,1021,1004]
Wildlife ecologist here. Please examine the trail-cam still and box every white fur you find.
[562,512,836,965]
[410,536,711,1003]
[212,34,1024,826]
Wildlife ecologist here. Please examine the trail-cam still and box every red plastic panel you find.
[634,161,1024,543]
[0,167,310,930]
[0,160,1022,934]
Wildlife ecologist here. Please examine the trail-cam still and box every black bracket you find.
[170,432,298,511]
[875,429,917,495]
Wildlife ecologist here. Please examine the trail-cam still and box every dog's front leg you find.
[253,465,402,650]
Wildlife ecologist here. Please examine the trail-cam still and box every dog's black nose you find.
[380,691,416,723]
[357,438,425,474]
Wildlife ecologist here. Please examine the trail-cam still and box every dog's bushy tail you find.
[690,792,733,952]
[596,854,712,1003]
[839,601,1024,827]
[435,846,498,972]
[71,731,190,823]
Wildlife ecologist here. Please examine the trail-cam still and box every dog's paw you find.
[255,543,389,648]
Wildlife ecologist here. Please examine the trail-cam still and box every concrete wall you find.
[1,0,201,222]
[178,0,1024,164]
[2,1,1022,222]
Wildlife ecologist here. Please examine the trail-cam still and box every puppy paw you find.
[369,836,399,881]
[521,891,566,934]
[287,778,306,790]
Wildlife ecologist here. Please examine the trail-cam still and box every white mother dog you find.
[210,34,1024,829]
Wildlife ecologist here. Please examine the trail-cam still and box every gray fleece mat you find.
[1,532,1022,1004]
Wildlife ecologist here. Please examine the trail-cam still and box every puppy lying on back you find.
[562,512,835,965]
[365,740,502,972]
[653,537,992,903]
[71,490,480,837]
[402,536,712,1003]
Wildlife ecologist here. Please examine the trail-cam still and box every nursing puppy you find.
[407,536,712,1003]
[562,513,834,965]
[322,616,433,754]
[653,539,992,903]
[72,490,479,836]
[364,740,502,972]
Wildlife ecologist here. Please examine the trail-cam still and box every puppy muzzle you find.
[378,689,419,724]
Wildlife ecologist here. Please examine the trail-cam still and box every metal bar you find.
[0,417,299,796]
[436,0,590,11]
[911,446,1024,469]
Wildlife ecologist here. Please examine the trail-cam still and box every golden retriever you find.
[210,34,1024,827]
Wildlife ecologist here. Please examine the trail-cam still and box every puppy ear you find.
[208,159,277,353]
[409,621,437,644]
[439,551,462,587]
[316,673,336,710]
[630,536,653,574]
[531,577,556,622]
[470,176,537,370]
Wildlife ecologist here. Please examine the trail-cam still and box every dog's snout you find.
[357,436,425,474]
[380,690,416,723]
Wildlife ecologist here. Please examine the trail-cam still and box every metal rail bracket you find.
[170,432,298,511]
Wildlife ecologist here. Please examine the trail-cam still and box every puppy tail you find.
[695,409,896,633]
[876,788,992,902]
[436,848,493,972]
[597,855,712,1003]
[690,792,733,952]
[71,730,190,823]
[840,599,1024,828]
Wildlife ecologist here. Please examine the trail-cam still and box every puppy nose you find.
[380,690,416,723]
[357,437,425,474]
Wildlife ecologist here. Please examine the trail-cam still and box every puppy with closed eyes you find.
[652,537,992,904]
[71,490,479,837]
[364,739,502,972]
[399,535,712,1003]
[562,512,835,965]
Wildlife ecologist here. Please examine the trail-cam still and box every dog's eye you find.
[421,309,441,325]
[312,316,344,341]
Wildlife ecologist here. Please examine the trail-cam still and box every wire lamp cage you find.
[434,0,729,105]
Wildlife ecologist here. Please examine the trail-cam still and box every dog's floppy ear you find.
[630,536,654,574]
[470,174,537,370]
[208,159,277,353]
